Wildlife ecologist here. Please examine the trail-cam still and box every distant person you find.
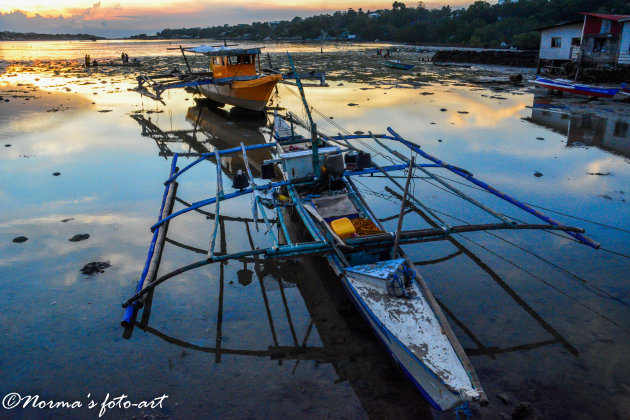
[92,60,98,67]
[121,52,125,62]
[85,54,91,67]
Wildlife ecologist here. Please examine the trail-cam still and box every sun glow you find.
[1,0,399,18]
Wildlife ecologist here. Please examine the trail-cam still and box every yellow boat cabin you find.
[184,45,282,112]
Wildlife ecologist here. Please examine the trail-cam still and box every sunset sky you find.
[0,1,478,37]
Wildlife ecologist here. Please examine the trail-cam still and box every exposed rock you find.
[512,402,537,420]
[534,171,543,177]
[497,392,513,405]
[69,234,90,242]
[52,172,61,176]
[12,236,28,243]
[80,261,111,276]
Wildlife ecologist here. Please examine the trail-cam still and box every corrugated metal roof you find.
[581,13,630,21]
[534,20,583,31]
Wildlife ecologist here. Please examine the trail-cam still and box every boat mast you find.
[286,52,320,178]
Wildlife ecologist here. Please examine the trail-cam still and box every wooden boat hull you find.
[341,271,468,410]
[199,74,282,111]
[533,77,619,98]
[285,185,478,411]
[273,132,481,410]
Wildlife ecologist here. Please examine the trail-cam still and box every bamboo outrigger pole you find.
[392,156,415,258]
[286,52,320,178]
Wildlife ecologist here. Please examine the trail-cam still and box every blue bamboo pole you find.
[386,127,600,249]
[275,206,292,246]
[122,154,179,329]
[151,178,313,231]
[163,142,281,186]
[153,164,427,232]
[209,150,223,259]
[286,52,320,178]
[122,241,331,307]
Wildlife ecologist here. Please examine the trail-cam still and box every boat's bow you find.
[344,259,483,410]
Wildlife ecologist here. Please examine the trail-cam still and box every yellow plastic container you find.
[330,217,356,239]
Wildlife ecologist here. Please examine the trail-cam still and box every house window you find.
[614,121,628,138]
[593,38,606,52]
[551,37,562,48]
[600,19,611,34]
[571,37,581,46]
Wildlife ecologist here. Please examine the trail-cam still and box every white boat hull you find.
[339,263,475,410]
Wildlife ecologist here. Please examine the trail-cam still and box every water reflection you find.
[129,103,603,418]
[132,100,272,177]
[130,104,432,418]
[526,95,630,159]
[386,187,579,360]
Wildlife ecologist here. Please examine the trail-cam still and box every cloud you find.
[0,1,477,38]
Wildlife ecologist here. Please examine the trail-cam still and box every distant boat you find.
[381,60,414,70]
[621,83,630,96]
[533,76,619,98]
[132,45,325,111]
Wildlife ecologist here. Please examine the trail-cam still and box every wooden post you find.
[392,156,415,259]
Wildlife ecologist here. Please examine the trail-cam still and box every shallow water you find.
[0,40,629,419]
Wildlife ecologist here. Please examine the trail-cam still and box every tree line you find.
[154,0,630,49]
[0,31,104,41]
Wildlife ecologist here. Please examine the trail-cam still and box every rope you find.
[421,201,630,308]
[458,234,629,334]
[427,173,630,235]
[455,402,472,420]
[280,84,395,164]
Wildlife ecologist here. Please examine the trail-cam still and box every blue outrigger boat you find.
[533,76,619,98]
[122,54,599,412]
[381,59,415,70]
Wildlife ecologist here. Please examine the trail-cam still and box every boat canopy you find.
[185,45,262,56]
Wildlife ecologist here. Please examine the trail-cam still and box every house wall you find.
[539,24,583,60]
[583,15,623,35]
[619,22,630,65]
[581,16,623,65]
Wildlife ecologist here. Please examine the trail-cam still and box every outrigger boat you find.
[533,76,619,98]
[122,54,599,412]
[381,59,415,70]
[132,45,326,111]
